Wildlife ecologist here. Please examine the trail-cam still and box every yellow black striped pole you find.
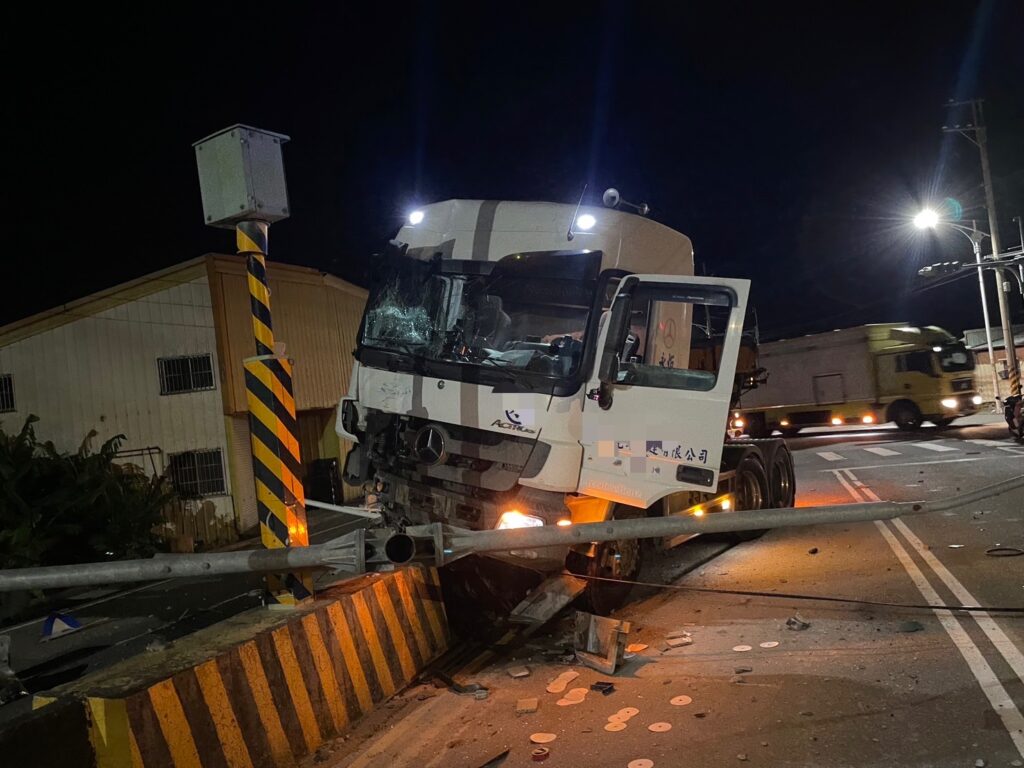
[237,220,314,607]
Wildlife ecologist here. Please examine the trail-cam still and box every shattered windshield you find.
[361,249,602,380]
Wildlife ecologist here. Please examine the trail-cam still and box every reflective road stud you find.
[238,220,313,606]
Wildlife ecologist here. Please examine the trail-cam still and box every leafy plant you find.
[0,415,176,569]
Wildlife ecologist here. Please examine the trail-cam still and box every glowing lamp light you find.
[733,418,746,428]
[780,419,790,427]
[941,398,958,409]
[556,519,572,527]
[721,497,732,511]
[932,346,943,352]
[831,417,843,426]
[693,507,705,517]
[972,395,983,406]
[408,210,425,225]
[496,510,545,530]
[862,415,875,424]
[576,213,596,230]
[913,209,939,229]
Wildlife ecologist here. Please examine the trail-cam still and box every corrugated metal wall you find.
[207,257,367,413]
[207,256,366,502]
[0,266,237,531]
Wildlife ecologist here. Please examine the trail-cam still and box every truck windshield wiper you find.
[476,356,541,391]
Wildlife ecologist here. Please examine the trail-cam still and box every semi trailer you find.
[733,324,982,437]
[336,198,793,612]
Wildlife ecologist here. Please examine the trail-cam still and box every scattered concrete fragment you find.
[786,616,811,631]
[730,675,746,684]
[666,635,694,648]
[737,754,749,762]
[516,697,539,715]
[734,666,753,674]
[507,666,531,679]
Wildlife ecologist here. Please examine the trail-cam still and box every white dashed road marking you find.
[912,442,959,452]
[816,451,845,461]
[862,446,900,457]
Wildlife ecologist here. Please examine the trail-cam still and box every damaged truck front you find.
[337,200,791,612]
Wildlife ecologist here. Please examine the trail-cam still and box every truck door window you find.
[899,351,935,376]
[612,285,734,392]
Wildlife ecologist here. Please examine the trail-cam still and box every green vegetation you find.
[0,415,174,569]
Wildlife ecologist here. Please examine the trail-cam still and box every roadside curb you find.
[11,567,448,768]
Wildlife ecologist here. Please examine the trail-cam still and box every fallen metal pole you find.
[305,498,382,521]
[0,529,389,593]
[1,475,1020,593]
[438,474,1024,560]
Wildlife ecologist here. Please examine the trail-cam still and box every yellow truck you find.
[735,324,982,436]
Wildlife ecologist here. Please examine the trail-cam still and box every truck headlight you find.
[941,398,958,409]
[971,395,983,406]
[496,510,545,529]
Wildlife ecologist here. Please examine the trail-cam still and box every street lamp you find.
[914,211,1002,407]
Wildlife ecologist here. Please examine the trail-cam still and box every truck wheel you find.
[769,444,796,508]
[732,452,769,541]
[578,537,642,616]
[891,401,923,431]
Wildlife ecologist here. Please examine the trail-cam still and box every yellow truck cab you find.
[736,324,981,436]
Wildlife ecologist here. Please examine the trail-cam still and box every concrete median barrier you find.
[9,567,448,768]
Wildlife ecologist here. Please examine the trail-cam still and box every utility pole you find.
[943,99,1021,400]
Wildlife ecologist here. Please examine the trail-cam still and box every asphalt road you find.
[316,416,1024,768]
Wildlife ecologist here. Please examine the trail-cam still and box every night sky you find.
[8,2,1024,340]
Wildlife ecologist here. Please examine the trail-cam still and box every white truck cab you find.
[336,199,783,611]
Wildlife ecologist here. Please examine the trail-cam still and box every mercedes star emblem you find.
[413,426,447,465]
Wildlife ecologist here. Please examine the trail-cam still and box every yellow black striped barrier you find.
[236,219,312,606]
[30,568,449,768]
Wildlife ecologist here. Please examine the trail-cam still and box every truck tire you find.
[729,439,795,509]
[768,444,796,508]
[890,400,923,431]
[731,450,770,541]
[577,537,642,616]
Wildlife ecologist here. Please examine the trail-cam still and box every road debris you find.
[529,733,557,744]
[734,666,753,674]
[730,675,746,684]
[737,754,749,761]
[531,747,550,762]
[897,620,924,633]
[974,760,985,768]
[626,643,649,653]
[516,697,539,715]
[808,547,819,555]
[948,544,965,549]
[479,748,511,767]
[985,546,1024,557]
[786,615,811,631]
[507,666,531,679]
[575,611,631,674]
[732,644,753,652]
[546,669,579,694]
[648,722,672,732]
[665,633,693,648]
[759,641,780,648]
[591,681,616,695]
[671,695,693,706]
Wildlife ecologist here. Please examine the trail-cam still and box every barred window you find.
[167,449,226,497]
[157,354,215,395]
[0,374,13,413]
